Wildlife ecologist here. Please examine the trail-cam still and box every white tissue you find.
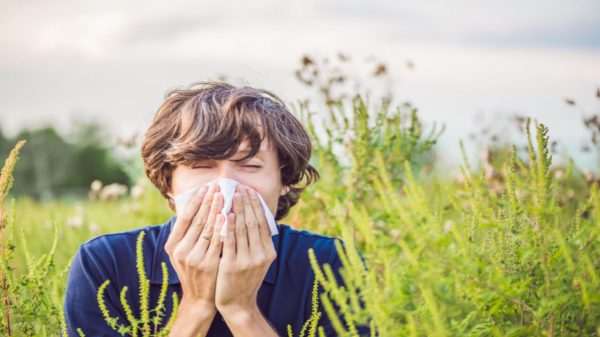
[172,178,279,237]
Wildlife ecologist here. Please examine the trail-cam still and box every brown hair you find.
[140,81,320,221]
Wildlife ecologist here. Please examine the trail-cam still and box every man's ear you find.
[280,185,291,196]
[166,187,174,199]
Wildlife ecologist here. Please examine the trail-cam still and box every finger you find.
[177,183,218,249]
[190,186,223,255]
[247,186,273,253]
[205,214,225,258]
[240,185,262,255]
[165,185,209,250]
[233,191,249,258]
[222,213,236,260]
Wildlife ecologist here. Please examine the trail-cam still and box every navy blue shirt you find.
[63,215,370,336]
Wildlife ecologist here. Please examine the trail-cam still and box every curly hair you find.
[140,81,320,221]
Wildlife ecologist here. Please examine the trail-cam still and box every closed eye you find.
[192,165,262,169]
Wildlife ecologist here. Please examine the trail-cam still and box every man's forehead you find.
[236,138,271,154]
[237,146,267,154]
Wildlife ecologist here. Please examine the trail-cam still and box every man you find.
[63,81,369,336]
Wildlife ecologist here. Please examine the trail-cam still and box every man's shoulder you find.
[277,224,341,243]
[82,223,163,247]
[276,224,343,265]
[76,219,171,265]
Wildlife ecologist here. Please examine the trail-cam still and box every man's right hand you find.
[164,182,225,337]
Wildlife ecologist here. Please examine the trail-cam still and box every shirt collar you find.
[149,215,280,286]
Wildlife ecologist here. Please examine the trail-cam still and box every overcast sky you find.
[1,0,599,168]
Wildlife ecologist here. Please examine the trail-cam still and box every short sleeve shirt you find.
[63,215,371,336]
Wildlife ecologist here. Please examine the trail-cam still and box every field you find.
[1,93,599,336]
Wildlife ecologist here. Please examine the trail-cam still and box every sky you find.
[1,0,599,169]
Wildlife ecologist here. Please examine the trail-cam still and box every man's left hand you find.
[215,184,277,321]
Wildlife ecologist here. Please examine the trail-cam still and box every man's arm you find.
[220,305,279,337]
[167,298,216,337]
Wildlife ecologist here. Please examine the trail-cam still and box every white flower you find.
[131,185,144,200]
[90,180,103,192]
[100,183,128,201]
[66,215,83,228]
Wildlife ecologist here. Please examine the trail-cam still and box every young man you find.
[63,81,369,336]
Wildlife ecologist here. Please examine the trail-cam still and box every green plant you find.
[0,140,67,336]
[304,119,600,336]
[287,277,323,337]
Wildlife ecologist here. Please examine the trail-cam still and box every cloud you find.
[1,0,599,168]
[117,14,221,46]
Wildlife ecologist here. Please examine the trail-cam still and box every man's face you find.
[168,137,289,216]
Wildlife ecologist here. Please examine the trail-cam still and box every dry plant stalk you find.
[0,140,26,337]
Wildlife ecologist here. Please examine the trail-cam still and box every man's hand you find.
[164,182,225,337]
[215,184,278,335]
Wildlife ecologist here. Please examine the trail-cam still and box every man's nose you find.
[215,162,241,183]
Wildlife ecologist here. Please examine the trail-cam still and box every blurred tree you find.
[0,122,130,201]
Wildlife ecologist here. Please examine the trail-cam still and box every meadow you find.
[1,72,599,336]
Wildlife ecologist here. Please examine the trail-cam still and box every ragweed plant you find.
[287,277,323,337]
[292,93,442,235]
[301,118,600,336]
[0,140,66,336]
[79,231,178,337]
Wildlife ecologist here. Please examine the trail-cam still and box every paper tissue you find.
[172,178,279,237]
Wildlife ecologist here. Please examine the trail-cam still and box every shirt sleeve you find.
[315,239,374,337]
[63,242,129,337]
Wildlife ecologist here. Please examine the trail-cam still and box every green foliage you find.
[0,140,66,335]
[0,123,131,200]
[294,94,442,235]
[287,277,323,337]
[295,117,600,336]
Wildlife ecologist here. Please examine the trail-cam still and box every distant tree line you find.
[0,121,131,201]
